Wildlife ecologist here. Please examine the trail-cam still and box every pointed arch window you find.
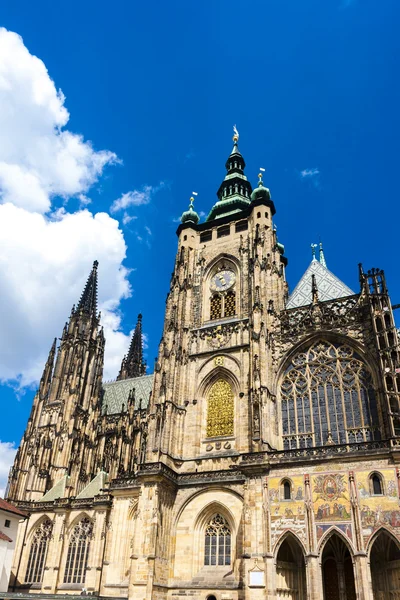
[280,341,380,450]
[25,519,53,584]
[204,514,231,566]
[63,518,93,584]
[371,473,383,495]
[206,379,234,438]
[282,480,292,500]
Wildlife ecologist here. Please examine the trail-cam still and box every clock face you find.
[210,270,236,292]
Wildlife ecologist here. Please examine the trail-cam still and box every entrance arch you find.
[321,532,356,600]
[276,534,307,599]
[370,528,400,599]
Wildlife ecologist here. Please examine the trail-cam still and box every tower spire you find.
[76,261,99,316]
[319,242,327,268]
[117,314,146,380]
[206,126,253,222]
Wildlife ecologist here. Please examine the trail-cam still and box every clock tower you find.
[145,130,288,464]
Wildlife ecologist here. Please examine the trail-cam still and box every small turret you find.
[180,196,200,225]
[75,260,98,317]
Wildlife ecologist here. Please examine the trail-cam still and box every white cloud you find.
[145,225,152,236]
[110,182,166,217]
[0,441,17,498]
[0,28,134,387]
[300,168,320,179]
[0,28,118,213]
[122,213,137,225]
[0,204,132,384]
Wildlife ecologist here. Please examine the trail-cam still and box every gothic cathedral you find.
[6,133,400,600]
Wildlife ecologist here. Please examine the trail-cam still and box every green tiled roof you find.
[102,374,153,414]
[39,475,69,502]
[76,471,108,499]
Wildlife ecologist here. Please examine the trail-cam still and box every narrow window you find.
[204,514,231,566]
[283,480,291,500]
[217,225,230,238]
[200,231,212,243]
[235,220,248,233]
[63,518,93,584]
[210,295,222,321]
[25,519,52,584]
[372,474,382,495]
[257,212,261,218]
[207,380,234,438]
[224,290,236,318]
[4,519,10,528]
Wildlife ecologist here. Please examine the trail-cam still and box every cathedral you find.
[5,132,400,600]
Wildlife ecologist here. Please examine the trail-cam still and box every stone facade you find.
[5,137,400,600]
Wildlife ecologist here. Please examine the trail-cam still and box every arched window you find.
[63,518,93,584]
[206,379,234,438]
[282,480,291,500]
[204,514,231,566]
[280,341,380,450]
[224,290,236,318]
[25,519,52,584]
[210,294,222,320]
[371,473,383,495]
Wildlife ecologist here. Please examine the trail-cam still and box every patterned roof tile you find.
[102,374,153,414]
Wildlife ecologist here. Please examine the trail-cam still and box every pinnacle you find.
[117,313,146,380]
[76,261,99,316]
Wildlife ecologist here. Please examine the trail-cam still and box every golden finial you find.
[233,124,239,143]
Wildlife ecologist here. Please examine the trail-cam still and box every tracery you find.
[204,514,231,566]
[63,517,93,584]
[280,341,380,449]
[25,519,53,584]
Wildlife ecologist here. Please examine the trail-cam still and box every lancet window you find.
[204,514,231,566]
[63,518,93,584]
[209,291,236,320]
[25,519,53,584]
[280,341,380,450]
[206,379,234,438]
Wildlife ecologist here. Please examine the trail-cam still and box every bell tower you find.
[147,130,288,464]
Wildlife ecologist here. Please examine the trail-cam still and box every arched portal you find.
[370,529,400,599]
[321,533,355,600]
[276,536,307,599]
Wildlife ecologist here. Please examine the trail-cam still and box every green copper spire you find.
[319,241,327,268]
[180,195,200,225]
[206,126,253,222]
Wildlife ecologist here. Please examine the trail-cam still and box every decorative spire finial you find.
[233,124,239,143]
[319,241,327,268]
[258,167,265,186]
[311,274,319,304]
[311,243,318,261]
[76,261,99,316]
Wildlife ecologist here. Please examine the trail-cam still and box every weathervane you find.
[259,167,265,184]
[233,124,239,143]
[311,243,318,259]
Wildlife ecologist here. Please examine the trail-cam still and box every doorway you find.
[276,535,307,599]
[321,533,356,600]
[370,529,400,599]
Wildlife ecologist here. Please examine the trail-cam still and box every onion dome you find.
[180,196,200,225]
[251,171,271,203]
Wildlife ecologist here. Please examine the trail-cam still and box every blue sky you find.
[0,0,399,490]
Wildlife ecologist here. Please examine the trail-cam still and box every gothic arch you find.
[275,331,380,396]
[26,514,53,542]
[203,253,240,280]
[366,525,400,556]
[171,488,243,581]
[66,511,93,534]
[273,529,307,559]
[317,525,355,557]
[198,366,240,397]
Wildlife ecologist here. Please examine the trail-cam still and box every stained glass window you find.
[204,514,231,566]
[280,341,380,449]
[63,518,93,584]
[25,519,52,584]
[206,379,234,438]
